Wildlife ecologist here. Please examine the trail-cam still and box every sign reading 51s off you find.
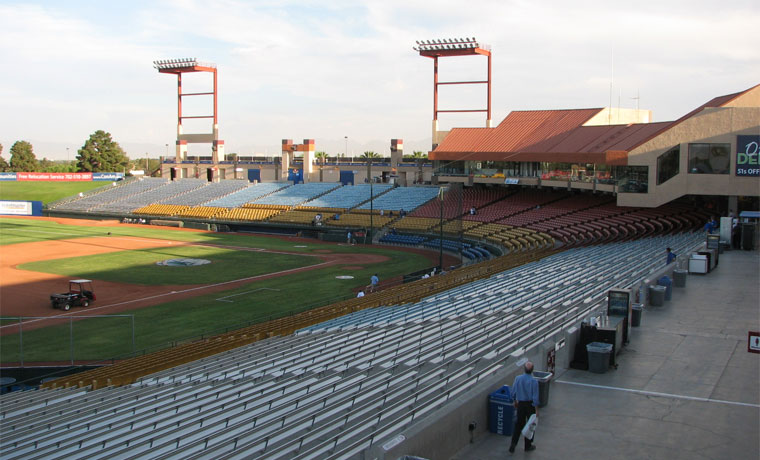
[736,135,760,177]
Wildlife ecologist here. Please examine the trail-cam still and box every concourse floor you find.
[452,249,759,460]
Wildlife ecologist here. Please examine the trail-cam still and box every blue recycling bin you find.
[488,385,515,435]
[657,275,673,301]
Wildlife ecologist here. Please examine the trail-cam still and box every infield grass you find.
[18,245,317,285]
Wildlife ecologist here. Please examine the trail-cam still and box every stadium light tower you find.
[153,58,224,165]
[414,37,492,149]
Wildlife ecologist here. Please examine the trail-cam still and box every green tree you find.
[361,151,380,183]
[315,151,328,182]
[77,130,129,172]
[0,143,8,172]
[39,157,55,170]
[9,140,39,172]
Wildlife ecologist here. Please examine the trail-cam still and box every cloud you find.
[0,1,758,159]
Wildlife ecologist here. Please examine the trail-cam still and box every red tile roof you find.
[431,84,759,165]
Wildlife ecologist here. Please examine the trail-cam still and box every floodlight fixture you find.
[153,57,223,164]
[413,36,493,130]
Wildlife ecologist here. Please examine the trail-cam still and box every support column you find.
[212,140,224,164]
[390,139,403,170]
[432,120,440,150]
[281,139,293,181]
[176,140,188,162]
[486,52,492,128]
[302,139,315,182]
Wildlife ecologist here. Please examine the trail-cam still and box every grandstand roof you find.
[430,84,760,165]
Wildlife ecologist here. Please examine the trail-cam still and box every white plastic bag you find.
[521,413,538,440]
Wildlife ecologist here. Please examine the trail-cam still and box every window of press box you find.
[688,143,730,174]
[614,166,648,193]
[657,145,680,185]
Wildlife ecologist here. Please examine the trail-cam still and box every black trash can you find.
[631,303,643,327]
[587,342,613,373]
[488,385,515,435]
[649,285,666,307]
[532,371,553,407]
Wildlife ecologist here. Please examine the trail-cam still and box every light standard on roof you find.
[344,136,348,158]
[438,186,445,270]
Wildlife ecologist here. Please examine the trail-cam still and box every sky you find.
[0,0,758,161]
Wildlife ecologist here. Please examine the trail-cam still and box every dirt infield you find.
[1,217,456,331]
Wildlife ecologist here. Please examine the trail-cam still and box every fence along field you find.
[0,217,433,363]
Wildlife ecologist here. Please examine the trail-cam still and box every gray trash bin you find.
[587,342,613,373]
[673,269,687,288]
[532,371,553,407]
[657,276,672,301]
[631,303,643,327]
[649,285,666,307]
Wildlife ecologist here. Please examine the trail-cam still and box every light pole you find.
[344,136,348,159]
[369,158,373,245]
[165,143,169,158]
[66,147,70,162]
[438,187,445,270]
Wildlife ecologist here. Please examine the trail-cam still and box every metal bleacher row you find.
[0,232,703,460]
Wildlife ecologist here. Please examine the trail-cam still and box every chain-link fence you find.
[0,315,135,365]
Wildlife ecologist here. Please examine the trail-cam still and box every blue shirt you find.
[512,372,540,407]
[371,275,379,285]
[666,252,676,264]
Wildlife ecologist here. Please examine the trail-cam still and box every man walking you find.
[509,361,539,454]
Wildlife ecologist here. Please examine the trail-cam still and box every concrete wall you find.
[619,105,760,208]
[370,320,598,460]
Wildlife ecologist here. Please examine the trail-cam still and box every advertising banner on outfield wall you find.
[736,135,760,177]
[93,172,125,181]
[0,200,43,216]
[0,172,125,181]
[17,172,93,181]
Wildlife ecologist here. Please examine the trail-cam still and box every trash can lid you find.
[632,304,643,310]
[489,385,513,402]
[586,342,613,352]
[651,285,666,291]
[532,371,553,381]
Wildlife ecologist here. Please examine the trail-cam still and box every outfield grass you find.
[0,181,108,205]
[19,245,316,285]
[0,218,433,362]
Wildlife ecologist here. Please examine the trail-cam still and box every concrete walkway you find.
[452,249,759,460]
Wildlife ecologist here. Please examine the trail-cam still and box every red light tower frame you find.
[153,58,224,164]
[414,38,492,148]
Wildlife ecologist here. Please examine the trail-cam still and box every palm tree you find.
[361,151,380,183]
[412,151,427,184]
[315,151,328,182]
